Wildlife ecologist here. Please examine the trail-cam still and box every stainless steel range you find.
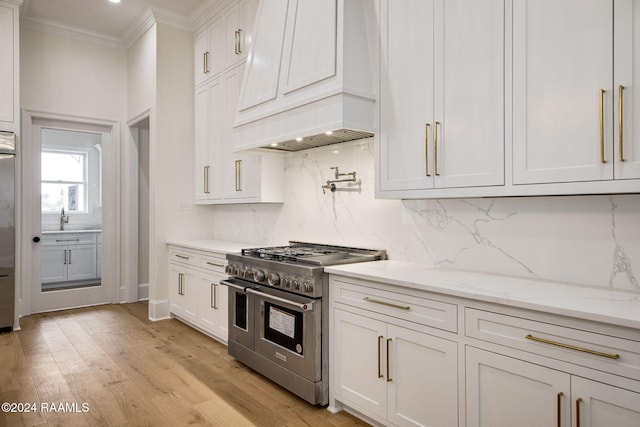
[222,241,387,405]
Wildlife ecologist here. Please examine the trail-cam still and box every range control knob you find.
[292,279,301,291]
[243,268,253,279]
[302,281,314,293]
[282,277,292,288]
[253,269,266,282]
[267,273,281,286]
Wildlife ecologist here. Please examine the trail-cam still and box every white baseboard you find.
[137,282,149,301]
[148,299,170,321]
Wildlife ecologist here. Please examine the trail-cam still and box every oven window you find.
[235,293,248,330]
[264,302,304,355]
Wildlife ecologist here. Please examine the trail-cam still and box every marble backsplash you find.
[205,140,640,294]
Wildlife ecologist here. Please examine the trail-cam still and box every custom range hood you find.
[233,0,376,152]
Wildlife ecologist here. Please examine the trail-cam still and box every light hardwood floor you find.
[0,302,369,426]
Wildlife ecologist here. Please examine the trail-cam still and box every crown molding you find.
[191,0,234,33]
[2,0,23,6]
[21,15,125,50]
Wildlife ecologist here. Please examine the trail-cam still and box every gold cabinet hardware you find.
[178,273,183,295]
[377,335,384,378]
[235,160,242,191]
[619,85,625,162]
[557,392,563,427]
[525,334,620,359]
[363,297,410,311]
[425,123,431,177]
[576,397,583,427]
[175,254,190,260]
[599,89,606,163]
[204,166,210,194]
[206,261,225,268]
[204,51,210,74]
[386,338,392,382]
[237,29,242,54]
[211,283,217,309]
[434,121,441,176]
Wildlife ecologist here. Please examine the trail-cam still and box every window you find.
[41,150,87,213]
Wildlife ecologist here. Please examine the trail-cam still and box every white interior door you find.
[23,112,117,313]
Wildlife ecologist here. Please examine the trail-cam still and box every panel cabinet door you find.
[198,273,228,342]
[378,0,435,192]
[66,244,98,281]
[433,0,504,189]
[41,246,67,283]
[194,84,211,201]
[169,264,186,316]
[512,0,614,184]
[0,4,14,125]
[195,18,224,87]
[387,325,458,427]
[614,0,640,179]
[225,0,257,68]
[333,309,387,419]
[466,347,570,427]
[572,376,640,427]
[182,268,199,324]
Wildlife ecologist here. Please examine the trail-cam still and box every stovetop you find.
[240,241,386,266]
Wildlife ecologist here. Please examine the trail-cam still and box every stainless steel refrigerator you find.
[0,131,15,331]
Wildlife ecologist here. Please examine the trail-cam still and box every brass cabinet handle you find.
[363,297,410,311]
[377,335,383,378]
[557,392,563,427]
[206,261,225,268]
[525,334,620,359]
[211,283,218,309]
[600,89,606,163]
[178,273,183,295]
[619,85,625,162]
[235,160,242,191]
[204,166,210,194]
[204,51,210,74]
[175,254,190,260]
[576,397,583,427]
[237,29,242,54]
[386,338,392,382]
[434,121,441,176]
[425,123,431,177]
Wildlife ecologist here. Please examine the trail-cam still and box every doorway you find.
[22,111,119,313]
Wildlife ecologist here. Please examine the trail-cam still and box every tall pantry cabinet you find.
[0,0,19,133]
[377,0,505,196]
[194,0,283,205]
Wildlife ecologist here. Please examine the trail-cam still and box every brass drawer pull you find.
[175,254,190,260]
[525,334,620,359]
[377,335,383,378]
[206,261,225,268]
[619,85,625,162]
[425,123,431,177]
[386,338,392,382]
[599,89,606,163]
[363,297,410,311]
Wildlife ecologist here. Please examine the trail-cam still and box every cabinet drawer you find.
[169,248,200,267]
[465,308,640,380]
[42,232,97,246]
[333,280,457,333]
[200,253,227,273]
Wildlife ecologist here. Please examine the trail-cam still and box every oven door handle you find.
[245,288,314,311]
[219,279,250,293]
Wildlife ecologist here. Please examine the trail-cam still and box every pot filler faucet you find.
[60,207,69,230]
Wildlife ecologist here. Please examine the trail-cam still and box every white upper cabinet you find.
[512,0,614,184]
[615,0,640,180]
[0,1,18,132]
[377,0,505,197]
[195,18,225,87]
[224,0,258,69]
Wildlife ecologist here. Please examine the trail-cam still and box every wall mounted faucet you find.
[321,166,358,194]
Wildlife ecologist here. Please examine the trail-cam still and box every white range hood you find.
[233,0,376,152]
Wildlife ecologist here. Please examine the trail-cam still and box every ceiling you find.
[21,0,214,46]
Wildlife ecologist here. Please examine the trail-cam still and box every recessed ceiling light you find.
[109,0,121,3]
[270,143,278,147]
[295,137,303,142]
[325,131,333,135]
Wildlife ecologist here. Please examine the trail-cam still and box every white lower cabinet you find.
[330,279,459,427]
[41,232,100,284]
[466,347,640,427]
[168,245,230,343]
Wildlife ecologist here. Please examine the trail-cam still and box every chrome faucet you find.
[60,207,69,230]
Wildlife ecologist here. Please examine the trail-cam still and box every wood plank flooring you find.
[0,302,369,427]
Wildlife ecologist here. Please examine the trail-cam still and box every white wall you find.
[205,139,640,294]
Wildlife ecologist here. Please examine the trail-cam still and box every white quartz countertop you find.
[166,239,257,254]
[325,261,640,331]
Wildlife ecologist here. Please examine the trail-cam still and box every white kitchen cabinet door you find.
[66,244,98,281]
[195,18,224,87]
[466,346,570,427]
[512,0,614,184]
[378,0,504,195]
[169,264,198,323]
[0,3,15,126]
[198,273,228,342]
[333,309,387,419]
[224,0,257,68]
[379,0,435,192]
[572,376,640,427]
[433,0,504,189]
[194,84,211,201]
[614,0,640,179]
[387,325,458,427]
[195,78,225,202]
[41,246,67,284]
[222,66,246,199]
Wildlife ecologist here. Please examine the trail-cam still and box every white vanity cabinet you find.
[330,277,459,427]
[167,243,238,344]
[377,0,505,197]
[327,263,640,427]
[0,1,19,132]
[41,232,100,284]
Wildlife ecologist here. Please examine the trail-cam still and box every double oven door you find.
[222,277,322,382]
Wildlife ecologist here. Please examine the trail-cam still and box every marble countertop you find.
[325,261,640,331]
[166,239,257,254]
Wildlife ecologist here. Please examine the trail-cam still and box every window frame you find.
[41,148,90,214]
